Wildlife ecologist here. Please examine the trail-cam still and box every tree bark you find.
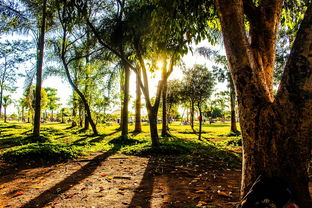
[215,0,312,206]
[0,56,7,119]
[148,110,160,148]
[121,64,130,138]
[190,101,195,130]
[161,65,169,137]
[4,107,7,123]
[33,0,47,137]
[229,75,238,133]
[197,103,202,141]
[134,68,142,133]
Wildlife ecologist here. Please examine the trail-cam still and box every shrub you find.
[2,143,80,165]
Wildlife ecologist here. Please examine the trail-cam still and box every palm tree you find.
[2,95,12,122]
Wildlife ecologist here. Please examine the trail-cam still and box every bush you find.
[121,140,192,156]
[226,138,242,146]
[2,143,80,165]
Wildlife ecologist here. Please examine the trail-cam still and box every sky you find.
[4,36,228,115]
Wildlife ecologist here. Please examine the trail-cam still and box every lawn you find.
[0,121,241,164]
[0,121,243,208]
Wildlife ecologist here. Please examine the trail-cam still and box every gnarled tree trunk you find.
[216,1,312,207]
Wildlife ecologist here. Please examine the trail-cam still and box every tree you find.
[76,0,217,148]
[197,49,239,133]
[32,0,47,137]
[134,67,142,133]
[2,95,12,122]
[59,107,71,123]
[166,79,183,127]
[0,0,30,33]
[215,1,311,206]
[22,85,47,123]
[53,1,109,136]
[45,87,60,121]
[0,40,33,118]
[181,64,214,140]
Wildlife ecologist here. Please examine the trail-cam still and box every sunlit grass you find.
[0,121,242,167]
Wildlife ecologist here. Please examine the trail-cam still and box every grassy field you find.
[0,121,242,166]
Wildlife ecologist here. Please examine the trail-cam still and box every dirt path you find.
[0,152,241,208]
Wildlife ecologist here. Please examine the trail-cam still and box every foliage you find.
[45,87,61,114]
[180,64,215,105]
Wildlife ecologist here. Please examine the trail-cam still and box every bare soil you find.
[0,152,242,208]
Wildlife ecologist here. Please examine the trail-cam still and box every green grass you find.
[0,121,242,167]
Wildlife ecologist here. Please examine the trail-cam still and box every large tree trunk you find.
[216,1,312,207]
[229,75,238,133]
[134,69,142,133]
[33,0,47,137]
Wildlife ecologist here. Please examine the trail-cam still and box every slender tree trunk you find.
[190,101,195,130]
[121,64,130,137]
[197,103,202,141]
[33,0,47,137]
[72,91,78,127]
[0,86,3,120]
[216,1,312,206]
[21,107,24,122]
[84,60,90,130]
[78,103,83,127]
[148,110,160,148]
[134,69,142,132]
[161,79,168,137]
[0,57,7,119]
[229,76,238,133]
[4,107,7,123]
[63,66,98,135]
[59,19,98,135]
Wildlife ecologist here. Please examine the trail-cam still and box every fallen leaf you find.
[194,177,201,180]
[34,186,42,189]
[64,194,75,199]
[13,192,24,197]
[101,173,108,177]
[81,187,87,191]
[217,190,231,198]
[107,176,113,180]
[99,187,105,192]
[118,186,128,190]
[197,201,209,206]
[195,190,205,193]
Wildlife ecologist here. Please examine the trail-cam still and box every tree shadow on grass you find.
[128,139,241,208]
[20,137,138,208]
[71,130,119,145]
[20,148,118,208]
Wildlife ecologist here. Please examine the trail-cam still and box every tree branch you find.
[276,4,312,107]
